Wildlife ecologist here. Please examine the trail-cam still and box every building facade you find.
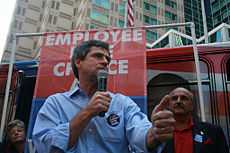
[1,0,185,62]
[211,0,230,27]
[184,0,213,38]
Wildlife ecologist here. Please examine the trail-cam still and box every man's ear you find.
[75,59,81,68]
[189,102,194,112]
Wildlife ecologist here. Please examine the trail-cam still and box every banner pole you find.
[190,23,206,121]
[0,34,17,142]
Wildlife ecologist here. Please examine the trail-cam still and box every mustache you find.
[174,102,185,108]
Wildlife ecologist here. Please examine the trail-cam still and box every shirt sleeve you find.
[121,95,153,153]
[32,95,70,153]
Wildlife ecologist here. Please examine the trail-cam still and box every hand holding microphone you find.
[97,70,109,117]
[84,70,111,117]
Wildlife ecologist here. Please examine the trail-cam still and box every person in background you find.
[33,40,175,153]
[162,87,229,153]
[3,119,26,153]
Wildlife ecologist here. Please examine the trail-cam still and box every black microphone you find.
[97,69,108,117]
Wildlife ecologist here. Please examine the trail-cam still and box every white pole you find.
[0,34,17,142]
[168,32,174,48]
[144,22,192,29]
[190,23,206,121]
[124,1,128,28]
[201,0,209,43]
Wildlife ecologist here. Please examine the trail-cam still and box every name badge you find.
[194,134,203,143]
[107,113,120,127]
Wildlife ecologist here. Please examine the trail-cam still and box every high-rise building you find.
[2,0,46,62]
[1,0,185,62]
[210,0,230,27]
[184,0,213,38]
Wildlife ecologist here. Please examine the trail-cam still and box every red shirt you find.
[174,119,194,153]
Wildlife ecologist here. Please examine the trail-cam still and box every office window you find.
[117,19,124,27]
[136,12,138,19]
[111,2,114,10]
[56,2,60,10]
[90,24,98,29]
[48,15,57,24]
[42,1,46,8]
[73,8,77,16]
[144,15,157,25]
[14,20,18,28]
[146,30,157,42]
[22,8,26,16]
[221,7,228,18]
[48,15,52,23]
[14,20,23,30]
[110,17,113,25]
[51,1,59,10]
[51,1,55,8]
[92,0,110,9]
[17,7,21,14]
[90,8,109,24]
[143,2,157,15]
[165,11,177,20]
[165,0,177,9]
[18,22,22,30]
[53,16,57,24]
[39,14,43,21]
[118,1,125,16]
[212,1,219,13]
[71,22,75,29]
[115,3,118,12]
[16,7,26,16]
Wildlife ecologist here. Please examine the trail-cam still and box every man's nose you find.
[176,96,181,102]
[15,131,20,135]
[12,132,18,137]
[101,56,109,65]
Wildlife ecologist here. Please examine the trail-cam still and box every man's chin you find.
[12,138,25,143]
[174,111,186,115]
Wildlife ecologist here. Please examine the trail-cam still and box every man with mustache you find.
[161,87,229,153]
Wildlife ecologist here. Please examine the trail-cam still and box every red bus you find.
[146,45,230,146]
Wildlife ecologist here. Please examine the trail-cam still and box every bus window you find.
[227,60,230,81]
[224,58,230,146]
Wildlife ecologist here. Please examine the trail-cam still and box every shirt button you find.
[89,128,93,132]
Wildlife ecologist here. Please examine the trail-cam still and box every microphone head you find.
[97,69,108,92]
[97,69,108,79]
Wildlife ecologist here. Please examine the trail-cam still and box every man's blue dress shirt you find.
[33,86,152,153]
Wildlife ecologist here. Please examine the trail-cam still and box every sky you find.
[0,0,16,61]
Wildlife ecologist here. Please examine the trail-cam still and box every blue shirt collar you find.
[67,85,81,98]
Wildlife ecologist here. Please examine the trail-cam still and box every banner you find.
[33,27,146,99]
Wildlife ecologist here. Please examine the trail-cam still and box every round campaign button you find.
[107,113,120,127]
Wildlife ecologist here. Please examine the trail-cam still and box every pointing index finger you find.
[153,95,170,114]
